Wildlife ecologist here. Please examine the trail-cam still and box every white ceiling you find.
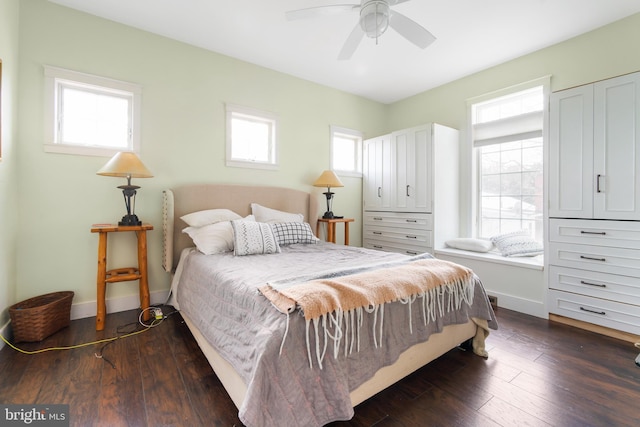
[49,0,640,104]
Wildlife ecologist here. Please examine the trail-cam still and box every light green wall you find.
[0,0,20,327]
[388,12,640,236]
[15,0,387,307]
[8,1,640,318]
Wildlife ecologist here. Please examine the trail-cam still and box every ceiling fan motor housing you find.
[360,1,390,39]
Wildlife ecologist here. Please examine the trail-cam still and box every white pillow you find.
[445,238,494,253]
[182,222,234,254]
[491,230,543,257]
[251,203,303,223]
[270,222,319,245]
[231,220,281,256]
[182,215,255,254]
[181,208,241,227]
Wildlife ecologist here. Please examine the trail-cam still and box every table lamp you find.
[97,152,153,226]
[313,170,344,219]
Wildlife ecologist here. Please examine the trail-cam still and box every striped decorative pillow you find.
[231,220,281,256]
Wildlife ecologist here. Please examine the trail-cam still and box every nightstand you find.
[316,218,354,245]
[91,223,153,331]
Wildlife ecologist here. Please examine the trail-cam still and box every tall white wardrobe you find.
[548,71,640,336]
[362,123,459,256]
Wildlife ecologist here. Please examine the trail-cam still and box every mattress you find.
[169,242,497,427]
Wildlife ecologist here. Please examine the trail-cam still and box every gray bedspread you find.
[171,243,497,427]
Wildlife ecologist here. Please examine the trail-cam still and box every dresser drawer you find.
[549,218,640,249]
[548,289,640,335]
[364,211,433,230]
[363,238,432,256]
[548,242,640,277]
[364,225,431,247]
[549,265,640,306]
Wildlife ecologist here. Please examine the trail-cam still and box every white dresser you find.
[362,123,458,255]
[548,72,640,336]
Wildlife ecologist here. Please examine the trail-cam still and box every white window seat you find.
[435,247,544,271]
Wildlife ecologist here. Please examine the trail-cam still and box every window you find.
[44,66,141,157]
[226,104,278,169]
[470,79,549,242]
[331,126,362,177]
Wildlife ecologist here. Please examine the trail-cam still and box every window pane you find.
[478,137,543,241]
[333,136,356,171]
[231,116,271,162]
[331,128,362,175]
[61,86,130,148]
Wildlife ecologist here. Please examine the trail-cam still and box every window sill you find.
[435,247,544,271]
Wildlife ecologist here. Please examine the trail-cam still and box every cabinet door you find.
[363,135,392,211]
[391,125,432,212]
[593,72,640,220]
[548,85,594,218]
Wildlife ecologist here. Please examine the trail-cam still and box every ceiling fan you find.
[286,0,436,60]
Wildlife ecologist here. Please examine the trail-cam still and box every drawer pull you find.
[580,307,606,316]
[405,219,417,223]
[580,255,606,262]
[405,235,417,239]
[580,280,606,288]
[373,231,382,235]
[580,231,606,235]
[406,251,418,255]
[373,245,383,249]
[373,217,383,221]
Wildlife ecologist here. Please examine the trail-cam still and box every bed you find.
[162,183,497,427]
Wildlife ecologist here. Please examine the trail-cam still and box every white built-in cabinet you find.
[362,123,459,255]
[549,72,640,220]
[547,71,640,336]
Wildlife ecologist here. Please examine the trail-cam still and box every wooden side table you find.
[316,218,354,245]
[91,223,153,331]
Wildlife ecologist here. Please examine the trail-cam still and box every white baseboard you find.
[0,320,10,351]
[488,291,547,319]
[70,290,170,320]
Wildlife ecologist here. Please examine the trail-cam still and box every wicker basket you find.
[9,291,74,342]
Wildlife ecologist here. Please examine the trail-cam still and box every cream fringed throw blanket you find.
[259,256,476,368]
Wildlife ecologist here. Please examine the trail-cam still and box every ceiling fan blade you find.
[389,0,411,5]
[338,23,365,60]
[389,10,436,49]
[286,4,359,21]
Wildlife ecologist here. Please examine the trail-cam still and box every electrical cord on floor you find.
[0,305,178,366]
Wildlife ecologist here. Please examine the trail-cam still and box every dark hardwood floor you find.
[1,307,639,426]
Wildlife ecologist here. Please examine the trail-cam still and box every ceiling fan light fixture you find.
[360,1,390,39]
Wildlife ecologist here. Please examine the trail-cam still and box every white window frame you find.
[330,125,362,177]
[44,66,141,157]
[225,104,278,170]
[468,76,550,242]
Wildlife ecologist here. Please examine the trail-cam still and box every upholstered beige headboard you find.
[162,183,319,273]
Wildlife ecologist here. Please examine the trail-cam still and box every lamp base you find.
[322,211,335,219]
[119,214,142,226]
